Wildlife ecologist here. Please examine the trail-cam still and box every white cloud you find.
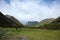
[0,0,60,23]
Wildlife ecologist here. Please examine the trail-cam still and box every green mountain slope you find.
[38,16,60,29]
[38,18,55,26]
[6,15,24,28]
[25,18,55,27]
[0,12,24,28]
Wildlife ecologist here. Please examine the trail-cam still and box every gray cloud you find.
[0,0,60,24]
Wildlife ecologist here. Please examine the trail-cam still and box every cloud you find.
[4,0,10,4]
[0,0,60,24]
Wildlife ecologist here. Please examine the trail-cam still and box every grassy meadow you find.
[3,28,60,40]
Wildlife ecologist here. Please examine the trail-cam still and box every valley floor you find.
[0,28,60,40]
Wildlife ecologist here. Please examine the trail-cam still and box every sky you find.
[0,0,60,24]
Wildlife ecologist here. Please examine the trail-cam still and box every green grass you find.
[0,28,60,40]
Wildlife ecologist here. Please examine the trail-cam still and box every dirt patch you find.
[10,35,31,40]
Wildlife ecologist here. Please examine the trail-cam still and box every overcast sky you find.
[0,0,60,23]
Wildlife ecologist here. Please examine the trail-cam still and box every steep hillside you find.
[5,15,24,28]
[52,17,60,23]
[39,18,55,26]
[25,18,55,27]
[38,17,60,29]
[0,12,24,28]
[0,12,13,27]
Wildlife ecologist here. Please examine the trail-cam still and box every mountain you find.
[52,16,60,23]
[0,12,24,28]
[0,12,12,27]
[38,18,55,26]
[25,21,39,27]
[5,15,24,28]
[38,17,60,30]
[25,18,55,27]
